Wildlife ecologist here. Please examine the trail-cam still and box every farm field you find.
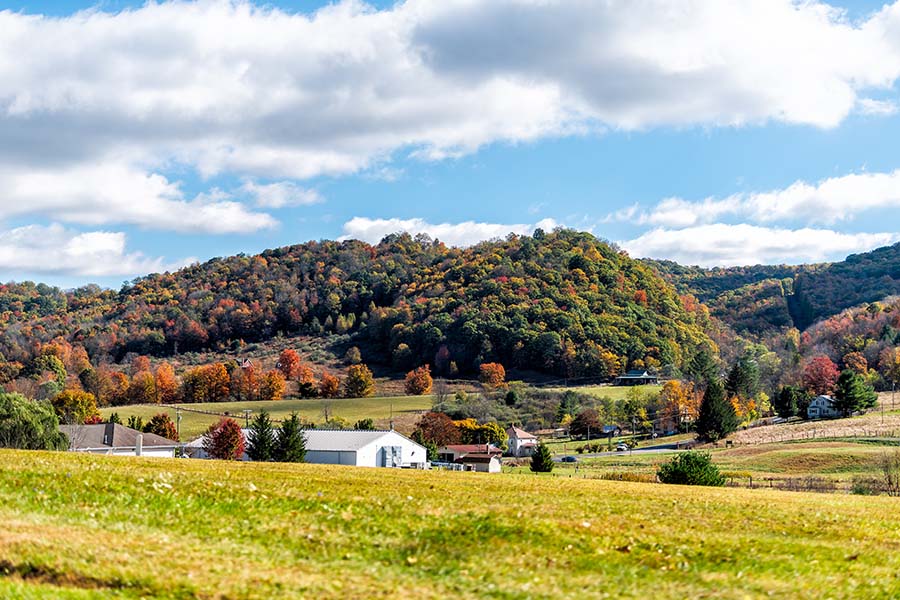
[100,395,434,441]
[537,439,899,491]
[3,450,900,598]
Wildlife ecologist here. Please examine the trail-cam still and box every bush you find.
[657,451,725,486]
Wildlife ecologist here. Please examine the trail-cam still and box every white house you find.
[186,429,428,468]
[60,424,178,458]
[506,426,538,457]
[455,453,502,473]
[807,395,840,420]
[437,444,502,463]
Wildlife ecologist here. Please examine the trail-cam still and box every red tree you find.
[203,418,245,460]
[414,412,460,446]
[803,356,840,396]
[277,349,301,380]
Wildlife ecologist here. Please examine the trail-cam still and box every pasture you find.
[2,450,900,598]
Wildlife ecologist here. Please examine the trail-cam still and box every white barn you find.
[807,395,840,420]
[186,429,428,468]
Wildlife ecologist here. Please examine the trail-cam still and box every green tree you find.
[344,364,376,398]
[725,354,760,399]
[246,410,276,461]
[530,442,554,473]
[658,451,725,486]
[274,412,307,463]
[696,379,737,442]
[0,392,68,450]
[354,418,375,430]
[686,349,719,385]
[774,386,807,418]
[833,369,878,417]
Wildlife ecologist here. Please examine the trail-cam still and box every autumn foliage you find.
[404,365,433,395]
[802,356,840,396]
[479,363,506,389]
[203,418,245,460]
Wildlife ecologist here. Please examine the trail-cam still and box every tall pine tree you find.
[275,412,307,463]
[696,379,738,442]
[530,442,554,473]
[833,370,877,417]
[246,410,276,462]
[687,349,719,385]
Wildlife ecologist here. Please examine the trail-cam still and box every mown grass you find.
[3,450,900,598]
[100,395,434,440]
[543,384,662,401]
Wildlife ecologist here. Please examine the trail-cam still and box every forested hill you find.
[648,242,900,337]
[0,230,713,378]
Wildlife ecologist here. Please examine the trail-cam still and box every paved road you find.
[554,442,686,461]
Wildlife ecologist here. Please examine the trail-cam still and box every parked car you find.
[560,455,578,463]
[615,443,629,452]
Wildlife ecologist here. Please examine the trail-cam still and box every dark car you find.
[560,456,578,463]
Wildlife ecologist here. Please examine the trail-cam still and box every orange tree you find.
[405,365,433,395]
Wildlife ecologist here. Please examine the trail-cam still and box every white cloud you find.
[858,98,899,116]
[340,216,559,246]
[621,223,900,267]
[0,163,277,234]
[0,224,194,276]
[625,169,900,228]
[241,180,323,208]
[0,0,898,192]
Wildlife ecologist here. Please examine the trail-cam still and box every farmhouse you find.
[186,429,428,468]
[506,426,538,457]
[807,395,840,420]
[614,370,659,386]
[60,423,178,458]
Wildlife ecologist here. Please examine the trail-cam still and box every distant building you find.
[186,429,428,468]
[437,444,502,463]
[454,453,502,473]
[60,423,178,458]
[807,395,840,420]
[614,370,659,386]
[506,426,538,457]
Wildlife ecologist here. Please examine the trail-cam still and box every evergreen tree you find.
[725,354,760,399]
[833,370,878,417]
[774,386,807,418]
[247,410,276,461]
[686,349,719,385]
[696,379,738,442]
[530,442,554,473]
[275,412,307,463]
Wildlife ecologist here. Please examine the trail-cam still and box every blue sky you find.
[1,0,900,288]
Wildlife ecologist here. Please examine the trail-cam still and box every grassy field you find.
[3,450,900,598]
[538,439,898,491]
[544,383,662,400]
[100,396,434,441]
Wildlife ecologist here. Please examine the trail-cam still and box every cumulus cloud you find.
[0,0,899,190]
[621,223,900,267]
[340,216,559,246]
[0,224,194,276]
[0,163,277,234]
[619,169,900,228]
[241,180,323,208]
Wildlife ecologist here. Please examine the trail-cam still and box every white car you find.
[615,443,629,452]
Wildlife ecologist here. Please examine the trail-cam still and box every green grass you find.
[100,395,433,440]
[3,450,900,598]
[544,384,662,400]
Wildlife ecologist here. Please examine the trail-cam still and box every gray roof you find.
[60,423,178,450]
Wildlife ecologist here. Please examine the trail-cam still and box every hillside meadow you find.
[100,395,434,440]
[2,451,900,598]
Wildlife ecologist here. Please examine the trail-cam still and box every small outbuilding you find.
[437,444,502,463]
[60,423,178,458]
[614,370,659,386]
[807,395,840,420]
[454,453,502,473]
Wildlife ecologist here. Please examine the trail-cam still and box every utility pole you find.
[242,409,252,428]
[176,407,182,440]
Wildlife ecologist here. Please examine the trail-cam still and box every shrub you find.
[658,451,725,486]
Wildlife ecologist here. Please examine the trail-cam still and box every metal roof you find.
[185,429,421,452]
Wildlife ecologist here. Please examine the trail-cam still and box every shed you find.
[454,453,502,473]
[614,370,659,386]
